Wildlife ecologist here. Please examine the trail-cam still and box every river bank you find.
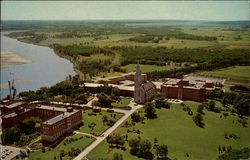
[1,31,76,99]
[4,32,83,79]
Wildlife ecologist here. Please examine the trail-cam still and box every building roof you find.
[3,108,32,118]
[83,83,134,91]
[42,105,79,125]
[142,82,156,91]
[119,80,134,86]
[5,102,25,108]
[43,114,66,125]
[152,81,163,89]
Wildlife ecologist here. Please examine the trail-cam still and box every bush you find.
[131,112,142,122]
[192,113,204,128]
[107,109,115,113]
[217,147,250,160]
[42,147,45,153]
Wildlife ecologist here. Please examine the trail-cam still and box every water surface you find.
[0,31,76,99]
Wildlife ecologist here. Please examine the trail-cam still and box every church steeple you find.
[134,61,142,88]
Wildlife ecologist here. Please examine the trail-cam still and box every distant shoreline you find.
[3,33,81,77]
[0,52,32,69]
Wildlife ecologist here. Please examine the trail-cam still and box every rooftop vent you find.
[67,107,73,112]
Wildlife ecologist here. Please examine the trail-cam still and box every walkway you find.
[73,131,97,139]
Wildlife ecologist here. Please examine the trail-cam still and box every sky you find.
[1,1,249,21]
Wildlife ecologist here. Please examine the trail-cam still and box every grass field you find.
[28,134,94,160]
[198,66,250,86]
[182,27,250,49]
[112,98,132,107]
[121,64,179,73]
[87,101,250,160]
[79,110,124,135]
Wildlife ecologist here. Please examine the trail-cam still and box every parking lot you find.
[0,146,22,160]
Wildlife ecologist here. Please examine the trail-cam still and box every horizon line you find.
[1,19,249,22]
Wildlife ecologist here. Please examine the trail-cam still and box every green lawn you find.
[198,66,250,86]
[28,134,94,160]
[121,64,179,73]
[112,98,132,108]
[79,110,124,135]
[87,101,250,160]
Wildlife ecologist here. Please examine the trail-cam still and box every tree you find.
[154,93,165,109]
[144,102,157,119]
[102,115,109,125]
[88,122,96,131]
[138,139,153,160]
[193,113,204,128]
[197,104,204,114]
[97,93,112,108]
[3,126,20,144]
[234,98,250,116]
[128,136,141,155]
[131,112,142,122]
[155,144,168,158]
[154,138,158,145]
[107,133,125,148]
[111,87,120,97]
[113,153,123,160]
[222,92,236,105]
[139,139,152,154]
[208,100,216,111]
[92,100,100,109]
[218,147,249,160]
[163,101,171,109]
[20,117,41,134]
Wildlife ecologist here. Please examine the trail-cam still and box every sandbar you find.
[0,52,32,69]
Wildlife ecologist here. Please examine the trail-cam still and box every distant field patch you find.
[121,64,178,73]
[198,66,250,86]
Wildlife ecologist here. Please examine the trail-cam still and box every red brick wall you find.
[161,85,206,102]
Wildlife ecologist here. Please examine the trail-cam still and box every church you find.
[134,63,157,104]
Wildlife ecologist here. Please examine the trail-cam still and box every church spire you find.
[135,61,142,88]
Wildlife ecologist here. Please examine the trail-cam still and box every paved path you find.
[73,101,143,160]
[73,131,97,139]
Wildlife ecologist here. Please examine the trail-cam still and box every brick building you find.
[161,78,215,102]
[1,104,82,145]
[83,64,216,104]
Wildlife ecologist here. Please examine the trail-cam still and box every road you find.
[73,100,143,160]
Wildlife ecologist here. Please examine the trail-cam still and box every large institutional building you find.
[1,102,82,145]
[84,63,217,104]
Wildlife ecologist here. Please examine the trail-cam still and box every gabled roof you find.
[142,82,156,91]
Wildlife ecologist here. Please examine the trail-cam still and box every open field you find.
[198,66,250,86]
[36,27,250,49]
[87,101,250,160]
[112,97,132,108]
[79,110,124,135]
[121,64,179,73]
[182,27,250,49]
[28,134,94,160]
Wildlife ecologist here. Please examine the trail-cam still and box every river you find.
[0,31,76,99]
